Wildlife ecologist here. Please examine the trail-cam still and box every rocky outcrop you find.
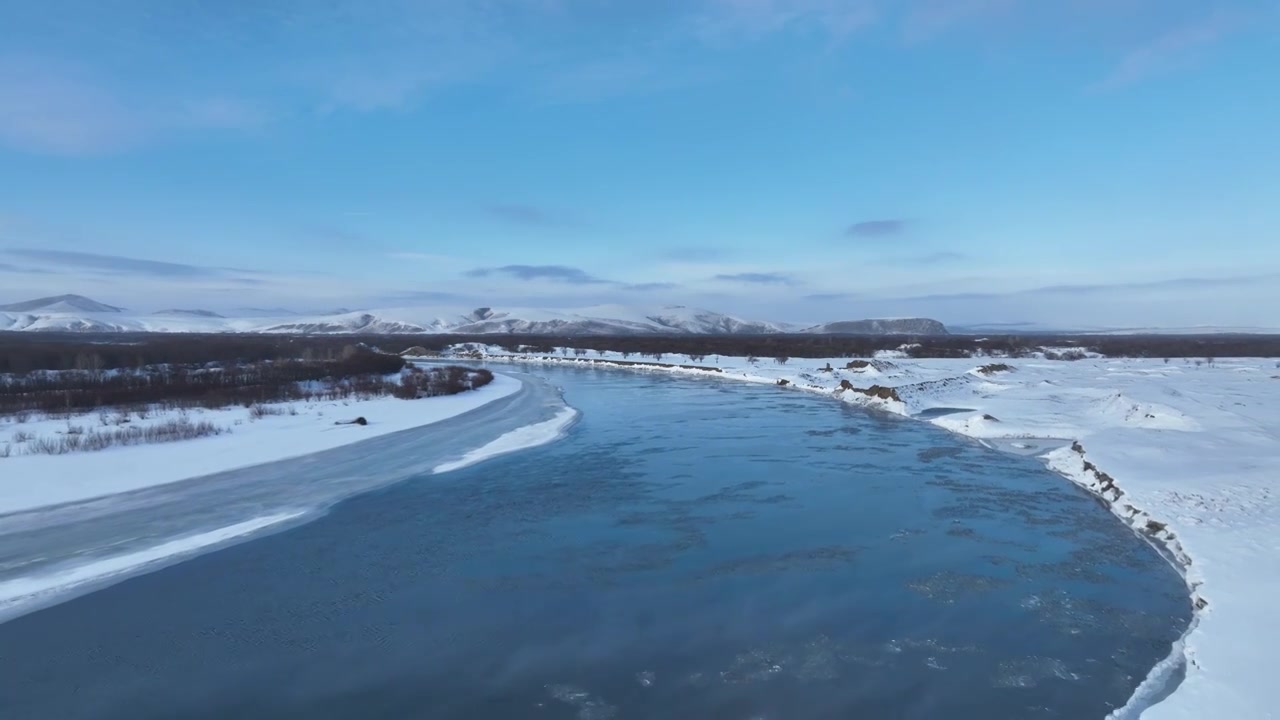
[976,363,1014,375]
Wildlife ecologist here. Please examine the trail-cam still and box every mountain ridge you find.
[0,295,949,336]
[0,294,125,313]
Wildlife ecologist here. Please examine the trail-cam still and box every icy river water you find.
[0,366,1189,719]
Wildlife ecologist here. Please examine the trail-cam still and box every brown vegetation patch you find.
[976,363,1014,375]
[20,417,225,456]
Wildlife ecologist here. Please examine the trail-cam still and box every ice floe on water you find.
[433,406,579,474]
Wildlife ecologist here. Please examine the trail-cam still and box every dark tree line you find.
[3,330,1279,376]
[0,347,416,415]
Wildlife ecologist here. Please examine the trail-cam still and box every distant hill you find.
[152,309,226,318]
[0,297,951,336]
[802,318,948,335]
[0,294,124,313]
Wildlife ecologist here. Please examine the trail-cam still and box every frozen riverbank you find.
[0,371,574,623]
[472,349,1279,720]
[0,374,521,515]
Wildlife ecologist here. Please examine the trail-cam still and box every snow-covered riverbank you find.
[0,373,521,515]
[466,349,1279,720]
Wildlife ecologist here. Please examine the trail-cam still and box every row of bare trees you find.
[0,347,414,415]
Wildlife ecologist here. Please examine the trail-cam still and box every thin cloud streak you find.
[877,251,968,266]
[847,219,908,238]
[6,248,225,277]
[1093,10,1246,90]
[903,0,1016,43]
[466,264,609,284]
[664,247,732,262]
[0,56,268,155]
[486,204,570,228]
[695,0,879,42]
[713,271,799,286]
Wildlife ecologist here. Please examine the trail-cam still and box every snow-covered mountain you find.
[0,295,948,336]
[253,305,796,335]
[0,294,125,313]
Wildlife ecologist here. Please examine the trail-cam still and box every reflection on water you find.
[0,366,1189,720]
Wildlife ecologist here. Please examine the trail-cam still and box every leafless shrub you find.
[22,418,226,456]
[249,404,286,419]
[392,366,494,399]
[0,444,10,458]
[11,430,33,443]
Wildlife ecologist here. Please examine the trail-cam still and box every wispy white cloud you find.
[533,56,713,104]
[485,204,574,228]
[0,56,269,155]
[466,264,611,285]
[877,251,969,267]
[5,248,228,278]
[0,57,143,154]
[181,97,271,131]
[847,219,909,238]
[387,252,464,264]
[694,0,878,42]
[1093,10,1247,90]
[902,0,1017,42]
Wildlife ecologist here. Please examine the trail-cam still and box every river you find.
[0,365,1189,719]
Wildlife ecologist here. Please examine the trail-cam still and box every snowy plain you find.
[0,373,521,515]
[460,347,1280,720]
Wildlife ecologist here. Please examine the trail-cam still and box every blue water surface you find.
[0,366,1189,719]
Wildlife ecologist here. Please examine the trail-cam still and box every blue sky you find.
[1,0,1278,328]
